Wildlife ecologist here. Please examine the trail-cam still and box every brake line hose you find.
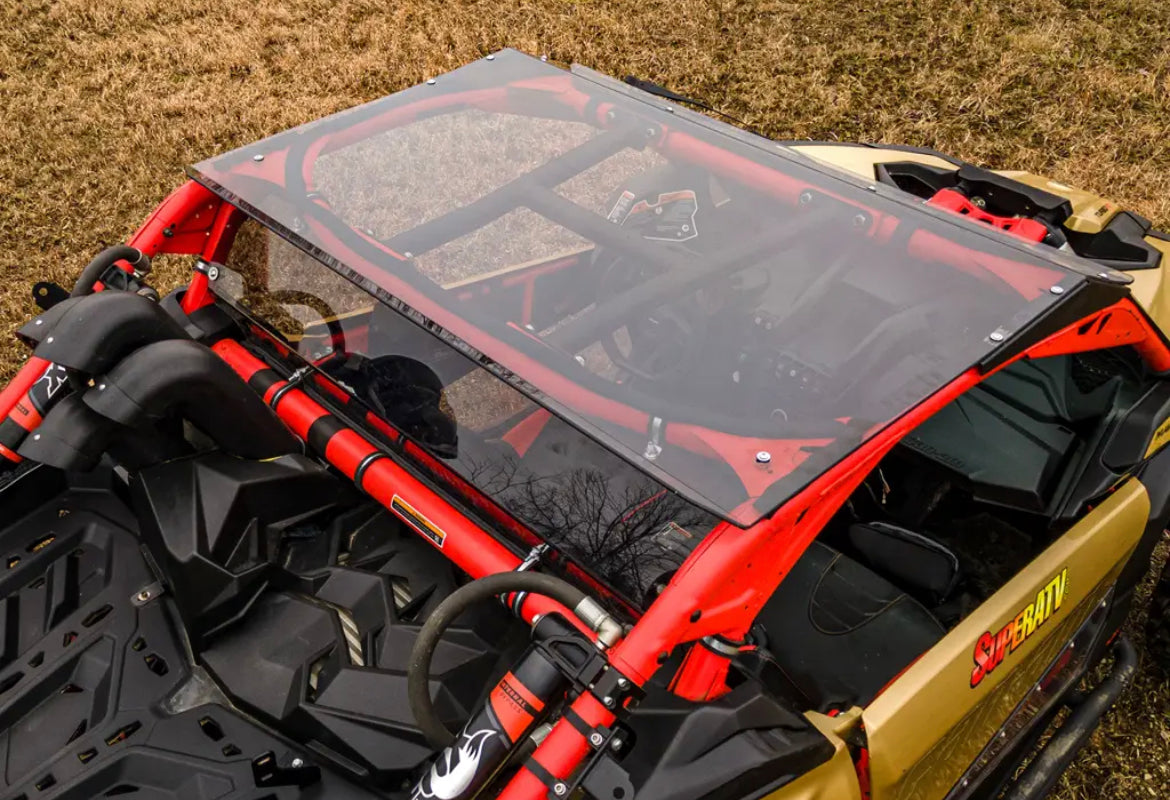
[408,571,620,748]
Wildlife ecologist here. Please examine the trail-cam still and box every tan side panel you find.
[862,480,1149,800]
[759,734,862,800]
[785,145,955,182]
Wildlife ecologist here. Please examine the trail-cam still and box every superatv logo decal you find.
[391,495,446,549]
[970,568,1068,688]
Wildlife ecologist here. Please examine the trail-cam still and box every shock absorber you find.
[412,614,577,800]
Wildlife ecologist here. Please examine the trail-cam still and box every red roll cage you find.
[1,56,1168,800]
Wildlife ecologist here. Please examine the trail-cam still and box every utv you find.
[0,49,1168,800]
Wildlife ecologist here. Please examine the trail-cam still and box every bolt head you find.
[589,733,604,746]
[291,757,304,768]
[756,450,772,464]
[798,191,813,205]
[610,739,623,751]
[989,331,1005,342]
[252,153,264,162]
[34,319,42,326]
[46,336,53,344]
[554,783,568,796]
[207,265,220,281]
[136,590,151,602]
[1050,284,1064,294]
[485,54,495,60]
[616,677,629,689]
[427,78,436,85]
[603,696,615,708]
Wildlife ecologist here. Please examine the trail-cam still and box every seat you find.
[755,541,945,710]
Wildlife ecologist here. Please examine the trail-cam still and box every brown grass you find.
[1,0,1169,795]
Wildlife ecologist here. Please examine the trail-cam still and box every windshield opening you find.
[217,219,719,608]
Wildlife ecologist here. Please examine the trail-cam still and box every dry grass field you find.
[1,0,1169,797]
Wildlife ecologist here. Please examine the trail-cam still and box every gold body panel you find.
[860,480,1149,800]
[759,713,863,800]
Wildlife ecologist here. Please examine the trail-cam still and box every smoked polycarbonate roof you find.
[191,49,1118,525]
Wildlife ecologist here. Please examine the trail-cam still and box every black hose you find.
[70,245,150,297]
[408,571,588,748]
[1001,637,1138,800]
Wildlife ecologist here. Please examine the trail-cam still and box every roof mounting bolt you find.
[756,451,772,464]
[589,732,604,747]
[252,153,264,162]
[798,191,813,205]
[426,78,436,85]
[554,783,568,796]
[1049,284,1065,294]
[989,331,1006,342]
[485,54,495,60]
[291,757,304,768]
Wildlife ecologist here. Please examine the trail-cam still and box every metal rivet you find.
[34,319,42,326]
[867,184,878,192]
[33,434,40,441]
[611,739,623,751]
[756,451,772,464]
[989,331,1005,342]
[589,732,604,747]
[1050,285,1064,294]
[665,106,674,113]
[252,154,264,162]
[46,336,53,344]
[98,384,106,391]
[554,783,568,796]
[485,54,495,61]
[291,757,304,768]
[426,78,436,85]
